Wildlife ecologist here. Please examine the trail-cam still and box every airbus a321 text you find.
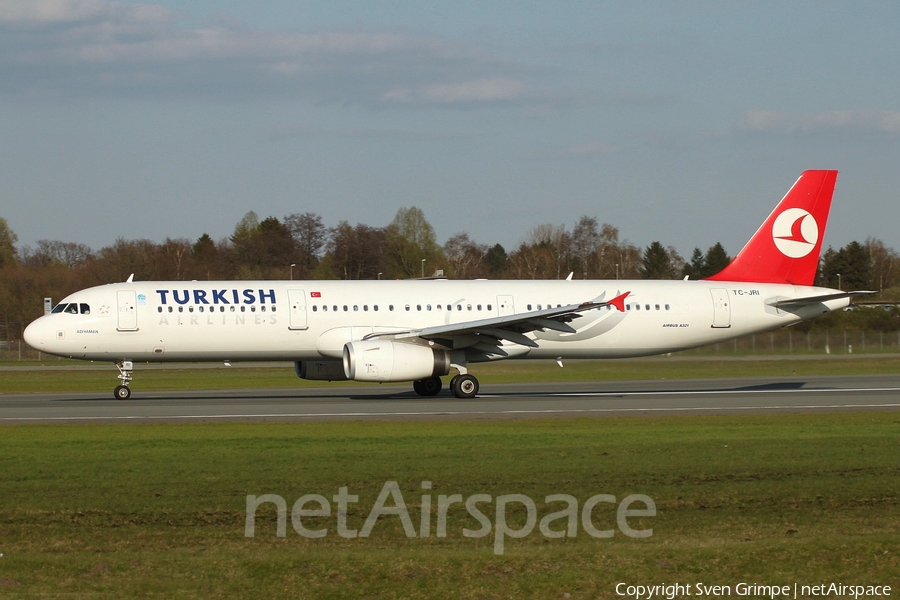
[24,170,866,400]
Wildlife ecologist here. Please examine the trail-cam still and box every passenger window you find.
[312,305,318,312]
[487,304,492,311]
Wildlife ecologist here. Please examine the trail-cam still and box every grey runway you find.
[2,374,899,424]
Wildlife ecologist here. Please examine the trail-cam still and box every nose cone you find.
[24,317,50,352]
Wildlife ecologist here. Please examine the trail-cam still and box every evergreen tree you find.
[682,247,705,279]
[703,243,731,277]
[485,243,508,277]
[820,241,872,290]
[640,241,675,279]
[0,217,18,267]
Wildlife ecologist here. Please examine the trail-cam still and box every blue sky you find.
[2,0,900,259]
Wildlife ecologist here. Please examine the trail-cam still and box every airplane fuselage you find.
[25,278,847,364]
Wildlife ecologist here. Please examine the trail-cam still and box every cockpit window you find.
[51,303,91,315]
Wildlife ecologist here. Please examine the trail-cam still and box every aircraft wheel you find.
[114,385,132,400]
[413,377,442,396]
[450,374,479,399]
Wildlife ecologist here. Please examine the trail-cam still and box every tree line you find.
[1,209,898,338]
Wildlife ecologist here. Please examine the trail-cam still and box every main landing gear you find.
[114,360,133,400]
[412,371,480,399]
[449,374,479,399]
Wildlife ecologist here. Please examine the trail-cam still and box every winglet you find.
[608,291,630,312]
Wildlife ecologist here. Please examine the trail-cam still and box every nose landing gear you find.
[114,360,133,400]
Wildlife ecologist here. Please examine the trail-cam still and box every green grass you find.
[0,414,898,597]
[3,355,900,394]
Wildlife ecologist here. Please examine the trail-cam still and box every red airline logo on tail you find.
[772,208,818,258]
[706,170,836,285]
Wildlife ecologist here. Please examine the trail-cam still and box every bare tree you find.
[444,233,489,279]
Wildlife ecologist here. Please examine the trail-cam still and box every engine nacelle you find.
[342,340,451,382]
[295,360,349,381]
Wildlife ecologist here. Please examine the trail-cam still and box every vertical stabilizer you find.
[705,170,838,285]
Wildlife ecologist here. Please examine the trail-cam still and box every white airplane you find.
[24,170,862,400]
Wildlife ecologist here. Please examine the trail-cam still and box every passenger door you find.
[116,290,138,331]
[288,289,308,330]
[710,288,731,328]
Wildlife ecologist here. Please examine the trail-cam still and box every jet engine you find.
[295,360,348,381]
[342,340,451,382]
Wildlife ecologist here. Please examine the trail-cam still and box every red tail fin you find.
[705,170,838,285]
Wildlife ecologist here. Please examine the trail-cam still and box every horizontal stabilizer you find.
[766,290,876,308]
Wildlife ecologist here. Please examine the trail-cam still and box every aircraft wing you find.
[363,291,629,357]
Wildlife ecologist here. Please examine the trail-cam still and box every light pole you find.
[290,263,296,281]
[378,272,382,280]
[837,273,841,291]
[615,263,619,280]
[421,259,426,278]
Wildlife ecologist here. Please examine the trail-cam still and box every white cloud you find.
[0,0,539,107]
[381,77,529,105]
[0,0,174,25]
[525,140,618,160]
[737,109,900,136]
